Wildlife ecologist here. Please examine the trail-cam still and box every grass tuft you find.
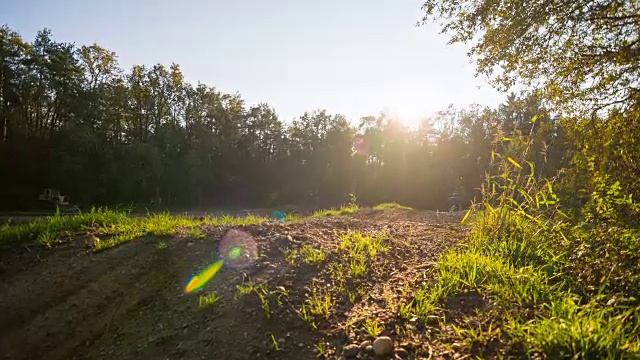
[373,202,414,211]
[198,291,221,309]
[311,204,359,218]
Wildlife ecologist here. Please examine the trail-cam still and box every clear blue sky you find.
[3,0,504,126]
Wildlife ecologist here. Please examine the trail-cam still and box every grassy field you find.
[0,197,638,359]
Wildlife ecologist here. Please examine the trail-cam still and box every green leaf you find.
[507,157,522,169]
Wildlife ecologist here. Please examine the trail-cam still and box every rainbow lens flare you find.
[184,229,257,294]
[185,260,223,293]
[272,211,285,221]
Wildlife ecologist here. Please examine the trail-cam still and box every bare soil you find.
[0,209,468,360]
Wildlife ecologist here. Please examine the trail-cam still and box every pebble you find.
[359,340,371,350]
[373,336,394,356]
[451,342,462,350]
[187,242,194,247]
[343,344,360,358]
[365,345,374,353]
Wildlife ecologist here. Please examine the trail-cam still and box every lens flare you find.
[272,211,285,221]
[218,229,257,268]
[185,260,223,293]
[228,246,242,260]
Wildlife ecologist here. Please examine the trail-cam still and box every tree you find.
[420,0,640,114]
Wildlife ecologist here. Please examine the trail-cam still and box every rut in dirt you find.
[0,210,467,360]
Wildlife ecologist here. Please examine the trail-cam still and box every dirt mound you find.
[0,210,467,360]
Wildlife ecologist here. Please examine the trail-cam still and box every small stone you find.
[359,340,371,350]
[298,343,304,348]
[395,348,409,358]
[373,336,394,356]
[187,242,194,247]
[365,345,374,353]
[452,342,462,351]
[277,338,285,348]
[343,344,360,358]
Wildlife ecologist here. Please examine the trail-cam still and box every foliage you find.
[420,0,640,114]
[198,291,220,309]
[299,245,326,264]
[419,128,640,358]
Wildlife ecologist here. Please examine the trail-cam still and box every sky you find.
[3,0,504,127]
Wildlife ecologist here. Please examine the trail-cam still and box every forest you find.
[1,25,570,211]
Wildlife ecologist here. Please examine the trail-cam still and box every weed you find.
[347,290,357,304]
[300,245,326,264]
[412,286,439,321]
[306,283,332,320]
[314,342,326,357]
[270,334,280,351]
[198,291,220,309]
[363,317,383,338]
[155,240,167,249]
[234,281,285,319]
[235,282,255,298]
[398,301,413,320]
[297,304,318,329]
[37,231,59,247]
[329,262,345,289]
[283,248,297,265]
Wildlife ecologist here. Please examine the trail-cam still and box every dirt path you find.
[0,210,467,360]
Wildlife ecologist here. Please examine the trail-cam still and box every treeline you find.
[0,26,569,210]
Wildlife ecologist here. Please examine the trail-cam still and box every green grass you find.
[306,282,333,320]
[373,202,414,211]
[505,297,640,358]
[0,205,353,252]
[416,143,640,358]
[313,342,327,357]
[434,249,552,305]
[198,291,220,309]
[235,281,288,319]
[187,226,206,239]
[299,245,326,264]
[311,204,359,218]
[363,317,383,338]
[0,207,129,246]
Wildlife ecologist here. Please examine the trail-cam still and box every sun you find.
[381,88,437,129]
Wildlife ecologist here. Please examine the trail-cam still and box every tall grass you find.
[417,126,640,358]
